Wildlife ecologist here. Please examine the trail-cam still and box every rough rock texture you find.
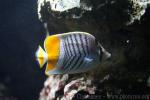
[39,74,110,100]
[38,0,150,100]
[38,0,150,33]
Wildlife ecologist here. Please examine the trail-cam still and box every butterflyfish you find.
[36,32,111,75]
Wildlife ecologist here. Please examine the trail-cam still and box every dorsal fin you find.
[43,22,49,37]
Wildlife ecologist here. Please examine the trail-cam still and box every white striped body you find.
[47,32,100,74]
[36,32,110,75]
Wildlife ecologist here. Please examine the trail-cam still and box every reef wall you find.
[37,0,150,99]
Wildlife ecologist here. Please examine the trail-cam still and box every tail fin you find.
[35,46,48,68]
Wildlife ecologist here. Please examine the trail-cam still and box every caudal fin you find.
[35,46,48,68]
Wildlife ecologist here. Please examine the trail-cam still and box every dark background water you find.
[0,0,46,100]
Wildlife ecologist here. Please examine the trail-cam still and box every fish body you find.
[36,32,111,75]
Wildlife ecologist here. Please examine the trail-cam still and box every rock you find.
[38,0,150,33]
[39,74,97,100]
[37,0,150,99]
[39,74,68,100]
[38,0,92,21]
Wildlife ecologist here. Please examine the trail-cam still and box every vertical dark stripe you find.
[69,34,82,71]
[78,34,91,70]
[64,55,75,73]
[65,34,77,71]
[80,34,86,56]
[85,35,90,56]
[70,35,77,56]
[74,34,86,70]
[62,38,70,69]
[67,36,74,56]
[66,37,72,56]
[64,40,69,57]
[63,35,76,71]
[63,37,72,69]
